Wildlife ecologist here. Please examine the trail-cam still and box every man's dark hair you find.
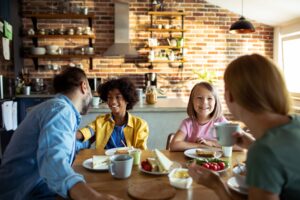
[53,67,87,94]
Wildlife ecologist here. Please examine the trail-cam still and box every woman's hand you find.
[188,162,221,189]
[233,130,255,149]
[188,162,233,200]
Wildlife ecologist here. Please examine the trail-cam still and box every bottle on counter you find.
[145,86,157,104]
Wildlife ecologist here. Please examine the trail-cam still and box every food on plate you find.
[92,155,108,169]
[154,149,173,172]
[146,157,159,172]
[232,165,248,189]
[193,158,229,172]
[140,149,173,173]
[195,149,216,157]
[115,149,129,154]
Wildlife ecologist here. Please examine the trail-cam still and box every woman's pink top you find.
[178,116,227,142]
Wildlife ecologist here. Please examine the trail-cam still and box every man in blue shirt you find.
[0,68,120,200]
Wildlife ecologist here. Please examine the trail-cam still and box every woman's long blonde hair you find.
[187,82,223,120]
[224,54,291,115]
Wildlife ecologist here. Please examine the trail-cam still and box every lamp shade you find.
[229,16,255,34]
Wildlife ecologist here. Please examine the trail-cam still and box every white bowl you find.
[232,165,247,189]
[31,47,46,55]
[168,168,193,189]
[46,45,59,52]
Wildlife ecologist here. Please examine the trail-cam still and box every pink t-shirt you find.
[179,116,227,142]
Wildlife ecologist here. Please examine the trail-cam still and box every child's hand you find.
[196,138,219,147]
[233,130,255,149]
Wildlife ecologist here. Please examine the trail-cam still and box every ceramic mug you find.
[92,96,100,106]
[213,122,241,146]
[109,154,133,179]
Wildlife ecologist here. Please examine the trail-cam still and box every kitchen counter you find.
[16,94,55,98]
[89,98,188,113]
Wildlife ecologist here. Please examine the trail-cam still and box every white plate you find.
[184,148,222,159]
[105,147,135,156]
[82,157,109,171]
[227,177,248,195]
[139,161,182,175]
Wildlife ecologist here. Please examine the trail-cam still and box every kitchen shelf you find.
[23,13,95,69]
[26,34,96,39]
[24,13,95,19]
[147,46,186,49]
[149,59,186,63]
[24,54,96,70]
[147,28,186,32]
[146,11,186,68]
[148,12,186,16]
[25,54,96,59]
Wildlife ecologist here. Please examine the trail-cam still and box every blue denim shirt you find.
[0,94,85,199]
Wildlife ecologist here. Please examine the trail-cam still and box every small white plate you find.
[227,177,248,195]
[184,148,222,159]
[105,147,135,156]
[82,157,109,171]
[139,161,182,175]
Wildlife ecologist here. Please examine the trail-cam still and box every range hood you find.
[103,1,138,57]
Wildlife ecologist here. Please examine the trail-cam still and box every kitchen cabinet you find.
[147,11,186,68]
[17,96,51,123]
[23,13,96,69]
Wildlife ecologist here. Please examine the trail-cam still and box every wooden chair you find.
[166,133,175,150]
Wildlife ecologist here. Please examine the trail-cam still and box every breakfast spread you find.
[195,149,216,157]
[92,155,108,169]
[141,149,173,173]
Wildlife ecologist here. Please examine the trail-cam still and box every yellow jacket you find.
[79,113,149,150]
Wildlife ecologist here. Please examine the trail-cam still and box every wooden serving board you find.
[128,180,176,200]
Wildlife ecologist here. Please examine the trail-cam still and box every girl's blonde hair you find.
[224,54,291,114]
[187,82,223,120]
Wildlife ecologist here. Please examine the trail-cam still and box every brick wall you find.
[21,0,273,107]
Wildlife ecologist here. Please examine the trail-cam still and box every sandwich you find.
[195,149,216,157]
[92,155,108,169]
[154,149,173,172]
[146,157,159,172]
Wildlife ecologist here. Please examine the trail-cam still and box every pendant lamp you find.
[229,0,255,34]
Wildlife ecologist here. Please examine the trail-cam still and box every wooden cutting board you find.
[128,180,176,200]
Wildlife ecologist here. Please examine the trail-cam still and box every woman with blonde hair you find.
[170,81,227,151]
[188,54,300,200]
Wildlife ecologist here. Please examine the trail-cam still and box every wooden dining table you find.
[72,149,248,200]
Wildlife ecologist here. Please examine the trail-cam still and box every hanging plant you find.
[192,69,217,84]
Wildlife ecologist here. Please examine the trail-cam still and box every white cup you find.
[214,122,241,146]
[109,154,133,179]
[222,146,233,157]
[92,96,100,106]
[136,88,143,104]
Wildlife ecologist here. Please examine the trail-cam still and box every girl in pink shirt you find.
[170,82,227,151]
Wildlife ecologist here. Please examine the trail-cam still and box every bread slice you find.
[154,149,173,172]
[92,155,108,169]
[146,157,159,172]
[115,149,129,154]
[195,149,215,157]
